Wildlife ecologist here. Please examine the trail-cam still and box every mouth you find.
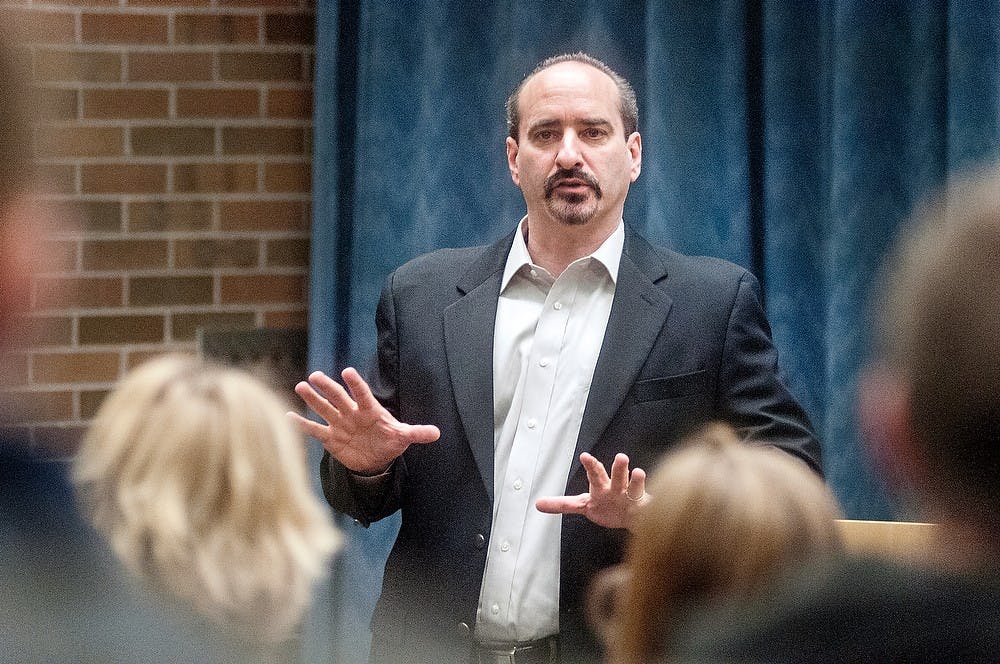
[544,170,602,199]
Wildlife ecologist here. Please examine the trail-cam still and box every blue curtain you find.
[309,2,1000,660]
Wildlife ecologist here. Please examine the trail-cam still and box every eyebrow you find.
[526,118,614,134]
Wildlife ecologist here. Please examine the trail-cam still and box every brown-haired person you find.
[587,423,842,663]
[74,354,341,654]
[672,169,1000,661]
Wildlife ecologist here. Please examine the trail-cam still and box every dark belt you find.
[472,635,559,664]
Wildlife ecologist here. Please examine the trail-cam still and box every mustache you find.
[544,169,602,198]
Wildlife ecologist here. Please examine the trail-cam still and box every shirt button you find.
[526,418,537,429]
[553,301,563,310]
[500,541,510,552]
[539,358,549,367]
[491,603,500,615]
[513,479,523,490]
[530,269,538,278]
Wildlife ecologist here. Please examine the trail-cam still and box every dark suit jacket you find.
[321,225,820,663]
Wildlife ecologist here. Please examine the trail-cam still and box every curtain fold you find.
[310,2,1000,659]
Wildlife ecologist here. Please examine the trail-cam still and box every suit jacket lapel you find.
[572,228,672,476]
[443,231,515,504]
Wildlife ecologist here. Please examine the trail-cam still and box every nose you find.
[555,131,584,169]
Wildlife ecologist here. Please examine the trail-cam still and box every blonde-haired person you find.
[589,422,842,664]
[73,354,341,651]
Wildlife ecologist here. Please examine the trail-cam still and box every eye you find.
[583,127,607,139]
[534,130,556,142]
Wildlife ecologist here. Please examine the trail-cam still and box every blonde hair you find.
[73,354,341,643]
[596,423,842,663]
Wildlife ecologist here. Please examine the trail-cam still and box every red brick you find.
[264,161,310,192]
[222,127,304,155]
[129,52,213,81]
[130,276,214,306]
[20,316,73,348]
[220,200,307,231]
[6,10,76,44]
[220,52,303,81]
[175,239,259,268]
[82,14,169,45]
[266,238,309,267]
[34,276,123,310]
[129,201,213,231]
[33,351,120,383]
[82,240,168,270]
[174,162,257,193]
[35,87,79,121]
[177,87,260,118]
[82,164,167,194]
[80,390,112,419]
[172,312,256,341]
[264,309,307,328]
[80,201,123,232]
[35,50,122,82]
[79,315,165,345]
[12,390,74,422]
[36,126,124,158]
[84,88,169,119]
[267,88,311,118]
[132,126,215,155]
[36,164,77,195]
[175,14,259,44]
[221,274,305,304]
[265,12,314,45]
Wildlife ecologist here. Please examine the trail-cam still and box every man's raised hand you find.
[288,367,440,475]
[535,452,650,530]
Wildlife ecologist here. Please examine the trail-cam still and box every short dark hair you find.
[505,52,639,141]
[879,168,1000,524]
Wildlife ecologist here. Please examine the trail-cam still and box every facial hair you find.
[543,168,603,226]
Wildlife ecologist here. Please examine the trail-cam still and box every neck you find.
[523,213,620,277]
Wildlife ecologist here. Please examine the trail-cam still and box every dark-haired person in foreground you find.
[292,52,820,664]
[672,169,1000,661]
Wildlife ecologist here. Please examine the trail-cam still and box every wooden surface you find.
[836,519,939,561]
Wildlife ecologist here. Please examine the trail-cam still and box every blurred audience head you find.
[73,353,341,643]
[864,168,1000,541]
[590,422,843,663]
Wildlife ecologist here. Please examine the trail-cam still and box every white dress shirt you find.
[475,218,623,643]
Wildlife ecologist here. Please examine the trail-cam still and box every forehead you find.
[517,61,622,129]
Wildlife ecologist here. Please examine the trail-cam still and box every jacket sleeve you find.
[717,271,824,474]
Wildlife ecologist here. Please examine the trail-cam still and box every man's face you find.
[506,61,641,229]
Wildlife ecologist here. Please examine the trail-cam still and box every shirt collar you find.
[501,217,625,291]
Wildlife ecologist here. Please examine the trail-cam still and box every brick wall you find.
[2,0,315,453]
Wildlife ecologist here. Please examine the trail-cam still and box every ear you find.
[857,365,929,499]
[506,136,520,186]
[627,131,642,182]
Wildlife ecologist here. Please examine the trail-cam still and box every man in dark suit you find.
[292,52,820,664]
[670,170,1000,661]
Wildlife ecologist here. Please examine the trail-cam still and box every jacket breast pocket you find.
[632,369,711,403]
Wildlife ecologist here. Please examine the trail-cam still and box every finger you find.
[579,453,611,492]
[628,466,647,497]
[294,379,343,425]
[609,453,631,492]
[286,411,333,445]
[306,371,357,413]
[397,423,441,445]
[536,494,590,515]
[341,367,383,411]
